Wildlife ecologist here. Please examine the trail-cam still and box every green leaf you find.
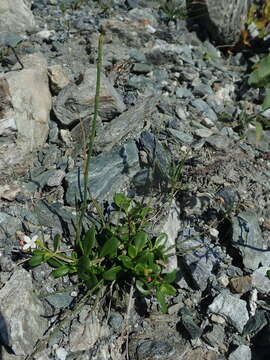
[128,245,137,259]
[100,236,118,258]
[157,290,167,313]
[32,249,45,256]
[135,280,150,296]
[82,227,96,257]
[77,256,99,288]
[134,231,147,252]
[43,253,54,262]
[53,234,61,252]
[155,233,168,248]
[47,257,64,268]
[248,54,270,88]
[138,251,154,265]
[77,255,91,274]
[148,263,161,274]
[262,88,270,110]
[84,273,99,289]
[266,270,270,279]
[103,266,121,280]
[159,283,176,296]
[134,263,146,275]
[28,255,44,267]
[139,207,152,217]
[114,193,132,212]
[60,3,66,13]
[163,269,177,283]
[119,255,133,269]
[51,265,70,278]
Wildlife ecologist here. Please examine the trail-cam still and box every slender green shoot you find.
[75,33,104,253]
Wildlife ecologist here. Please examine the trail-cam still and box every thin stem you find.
[75,33,104,251]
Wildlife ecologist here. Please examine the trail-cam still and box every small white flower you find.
[22,235,39,250]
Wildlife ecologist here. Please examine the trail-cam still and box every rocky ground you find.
[0,1,270,360]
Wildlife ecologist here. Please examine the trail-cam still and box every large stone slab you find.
[53,67,126,127]
[65,140,140,206]
[186,0,254,45]
[0,53,51,180]
[209,292,249,333]
[231,211,270,271]
[0,268,47,356]
[0,0,36,35]
[93,95,159,153]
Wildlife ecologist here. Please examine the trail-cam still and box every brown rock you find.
[229,275,252,294]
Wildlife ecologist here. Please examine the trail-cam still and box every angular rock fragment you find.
[0,269,47,356]
[0,53,51,179]
[231,211,270,271]
[90,95,159,153]
[209,292,249,333]
[228,344,251,360]
[0,0,36,34]
[186,0,253,45]
[65,140,139,206]
[53,67,126,127]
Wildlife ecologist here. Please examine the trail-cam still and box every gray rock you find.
[138,130,171,186]
[135,339,175,360]
[45,292,74,309]
[159,200,181,272]
[0,0,36,34]
[129,48,146,62]
[228,345,251,360]
[231,211,270,271]
[0,33,24,48]
[194,128,214,138]
[0,212,22,245]
[178,235,219,291]
[209,292,249,333]
[0,255,16,272]
[186,0,253,45]
[69,312,109,352]
[132,63,153,74]
[204,324,225,347]
[108,312,123,332]
[243,311,268,336]
[127,75,153,90]
[65,140,139,206]
[0,53,51,179]
[0,268,47,356]
[193,83,213,97]
[53,67,126,127]
[145,39,195,65]
[175,87,193,99]
[179,307,202,340]
[46,170,66,187]
[245,128,270,152]
[129,7,158,28]
[48,64,70,95]
[28,200,75,234]
[190,99,217,121]
[55,347,68,360]
[251,267,270,295]
[206,134,232,150]
[180,67,199,82]
[84,95,159,153]
[31,169,58,189]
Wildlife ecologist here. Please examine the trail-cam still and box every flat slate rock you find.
[231,211,270,271]
[65,140,140,206]
[209,292,249,333]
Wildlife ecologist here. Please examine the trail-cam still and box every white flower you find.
[22,235,39,250]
